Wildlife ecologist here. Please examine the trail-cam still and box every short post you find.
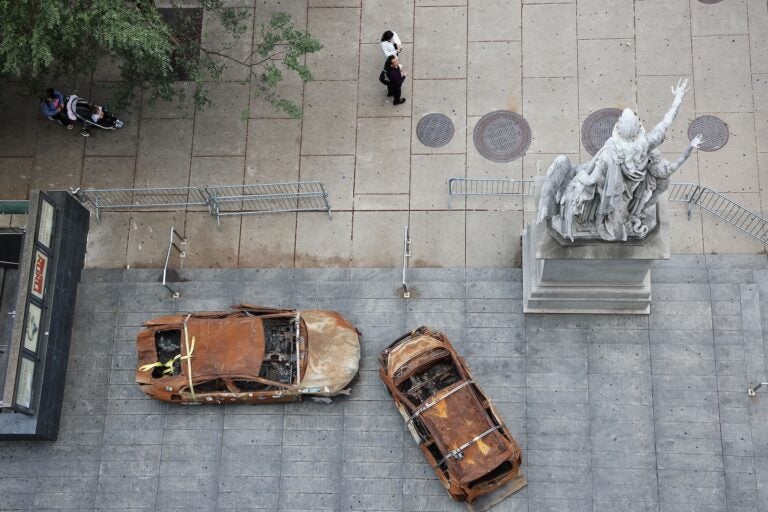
[402,225,411,299]
[748,382,768,397]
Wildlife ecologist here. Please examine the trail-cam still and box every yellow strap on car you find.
[138,359,176,374]
[138,327,196,375]
[183,314,197,402]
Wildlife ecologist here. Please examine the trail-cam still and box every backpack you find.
[379,67,390,85]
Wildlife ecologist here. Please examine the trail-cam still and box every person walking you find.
[385,55,406,105]
[40,88,72,129]
[380,30,402,57]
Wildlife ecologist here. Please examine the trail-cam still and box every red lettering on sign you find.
[32,254,46,295]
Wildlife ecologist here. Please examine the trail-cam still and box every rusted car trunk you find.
[379,327,526,506]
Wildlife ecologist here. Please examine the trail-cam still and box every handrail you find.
[748,382,768,397]
[402,225,411,299]
[162,226,186,298]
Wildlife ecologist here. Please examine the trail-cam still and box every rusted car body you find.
[379,327,526,507]
[136,305,360,404]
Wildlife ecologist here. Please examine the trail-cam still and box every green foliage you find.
[0,1,322,117]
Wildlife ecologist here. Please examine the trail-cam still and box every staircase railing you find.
[162,226,186,298]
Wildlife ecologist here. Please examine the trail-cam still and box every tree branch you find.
[197,46,289,68]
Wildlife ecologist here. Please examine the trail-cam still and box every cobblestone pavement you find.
[0,256,767,511]
[1,0,767,267]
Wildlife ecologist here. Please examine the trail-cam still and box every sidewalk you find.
[0,0,766,269]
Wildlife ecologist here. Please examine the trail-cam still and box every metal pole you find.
[748,382,768,396]
[402,225,411,299]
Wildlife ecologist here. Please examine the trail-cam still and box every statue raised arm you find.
[647,78,689,150]
[643,134,703,211]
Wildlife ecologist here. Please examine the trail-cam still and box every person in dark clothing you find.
[385,55,406,105]
[40,88,72,129]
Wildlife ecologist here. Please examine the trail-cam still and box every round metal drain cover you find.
[698,0,722,4]
[473,110,531,162]
[688,115,729,152]
[416,113,454,147]
[582,108,623,156]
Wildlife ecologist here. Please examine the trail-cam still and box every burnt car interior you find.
[151,314,300,387]
[385,331,523,500]
[260,317,298,385]
[153,330,181,378]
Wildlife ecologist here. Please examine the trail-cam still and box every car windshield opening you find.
[260,317,298,386]
[396,349,462,406]
[153,329,181,378]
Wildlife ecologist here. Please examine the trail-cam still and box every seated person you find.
[89,104,122,128]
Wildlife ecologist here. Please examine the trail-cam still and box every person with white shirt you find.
[380,30,401,57]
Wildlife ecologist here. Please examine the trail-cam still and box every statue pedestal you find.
[522,200,671,315]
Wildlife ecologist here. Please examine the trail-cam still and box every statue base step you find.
[522,201,670,315]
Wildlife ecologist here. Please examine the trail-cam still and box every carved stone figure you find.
[537,79,702,242]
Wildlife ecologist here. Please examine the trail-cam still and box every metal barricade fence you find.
[447,179,768,247]
[73,182,332,224]
[205,182,332,225]
[73,187,210,222]
[447,178,534,209]
[669,183,768,245]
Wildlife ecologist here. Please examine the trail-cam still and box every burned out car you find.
[379,327,526,507]
[136,305,360,404]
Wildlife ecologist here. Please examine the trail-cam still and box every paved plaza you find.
[2,1,768,511]
[2,0,768,266]
[0,260,767,511]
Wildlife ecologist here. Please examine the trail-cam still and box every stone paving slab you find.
[2,260,768,510]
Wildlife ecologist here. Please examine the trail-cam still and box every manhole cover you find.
[473,110,531,162]
[688,115,729,152]
[698,0,722,4]
[417,113,454,147]
[582,108,623,156]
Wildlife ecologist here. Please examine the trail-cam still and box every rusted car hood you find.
[300,310,360,395]
[386,333,444,376]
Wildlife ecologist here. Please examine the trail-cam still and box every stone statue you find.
[536,79,703,242]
